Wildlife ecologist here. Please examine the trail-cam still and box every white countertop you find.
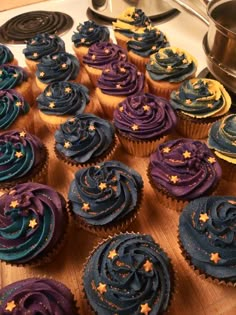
[0,0,208,72]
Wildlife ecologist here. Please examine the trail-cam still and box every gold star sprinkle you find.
[82,203,90,211]
[104,68,110,73]
[28,219,37,229]
[186,99,192,105]
[199,213,209,223]
[97,283,107,294]
[143,105,150,111]
[81,38,86,43]
[116,84,122,88]
[167,65,172,71]
[170,175,179,184]
[119,106,124,112]
[65,87,72,93]
[120,67,126,73]
[104,49,110,54]
[92,54,96,60]
[210,252,221,264]
[121,54,126,59]
[10,200,19,208]
[64,141,71,149]
[5,300,16,312]
[15,151,23,158]
[151,46,157,50]
[99,182,107,190]
[207,103,214,108]
[88,125,96,131]
[143,260,153,272]
[61,63,67,69]
[33,52,38,57]
[108,249,118,260]
[39,72,45,77]
[19,131,26,137]
[137,71,141,76]
[162,147,171,153]
[132,124,139,131]
[15,101,22,107]
[89,27,94,31]
[13,73,18,78]
[182,59,188,64]
[138,37,142,41]
[183,151,191,159]
[46,91,52,97]
[140,303,152,315]
[208,157,216,164]
[49,102,55,108]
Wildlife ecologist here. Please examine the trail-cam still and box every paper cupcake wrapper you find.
[84,65,102,88]
[114,32,128,51]
[128,52,149,73]
[215,156,236,182]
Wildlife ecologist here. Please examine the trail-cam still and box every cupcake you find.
[35,52,81,93]
[68,160,143,236]
[179,196,236,285]
[0,90,33,133]
[55,113,118,168]
[0,44,18,66]
[113,92,177,156]
[83,233,174,314]
[127,27,169,72]
[208,114,236,182]
[23,33,65,73]
[36,81,90,131]
[170,78,231,138]
[112,7,152,50]
[0,130,48,190]
[0,65,32,105]
[146,47,198,99]
[0,278,78,314]
[96,61,145,119]
[83,42,127,87]
[148,138,222,211]
[0,182,68,266]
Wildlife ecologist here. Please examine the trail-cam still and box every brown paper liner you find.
[15,79,33,106]
[114,32,129,51]
[84,65,102,88]
[36,109,71,133]
[128,51,149,73]
[215,156,236,182]
[25,58,39,73]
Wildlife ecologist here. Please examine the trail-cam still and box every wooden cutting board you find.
[0,0,47,12]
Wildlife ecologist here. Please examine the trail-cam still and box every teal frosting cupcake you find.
[0,65,28,90]
[0,44,16,65]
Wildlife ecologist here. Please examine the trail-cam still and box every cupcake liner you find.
[128,51,149,73]
[114,32,128,51]
[36,109,72,133]
[84,65,102,88]
[25,58,39,73]
[215,156,236,182]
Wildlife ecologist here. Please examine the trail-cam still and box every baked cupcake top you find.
[170,78,231,118]
[68,160,143,226]
[114,92,177,141]
[36,52,80,84]
[83,42,127,69]
[149,138,221,200]
[72,20,110,47]
[0,90,30,129]
[97,61,144,96]
[83,233,173,314]
[0,44,15,65]
[208,114,236,164]
[23,33,65,61]
[113,7,151,37]
[0,278,77,314]
[179,196,236,282]
[146,47,197,83]
[0,130,46,183]
[127,27,169,57]
[36,81,89,116]
[0,65,28,90]
[0,182,67,264]
[55,113,115,164]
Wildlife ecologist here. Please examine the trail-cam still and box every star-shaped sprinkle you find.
[151,46,157,50]
[88,125,96,131]
[97,283,107,294]
[89,27,94,31]
[49,102,55,108]
[91,54,96,60]
[199,213,209,223]
[170,175,179,184]
[132,124,139,131]
[183,151,191,159]
[119,106,124,112]
[13,73,18,78]
[61,63,68,69]
[52,55,58,60]
[207,103,214,108]
[5,300,16,312]
[10,200,19,208]
[208,157,216,164]
[137,71,141,76]
[116,84,122,88]
[121,54,126,59]
[120,67,126,73]
[182,59,188,64]
[28,219,37,229]
[162,147,171,153]
[39,72,45,77]
[99,182,107,190]
[167,65,172,71]
[82,203,90,211]
[0,70,3,75]
[104,68,110,73]
[64,141,71,149]
[140,303,151,315]
[33,52,38,57]
[210,252,221,264]
[143,260,153,272]
[143,105,150,111]
[15,101,22,107]
[15,151,23,158]
[19,131,26,137]
[46,91,52,97]
[108,249,118,260]
[104,49,110,54]
[138,37,142,41]
[186,99,192,105]
[69,117,76,122]
[81,38,86,43]
[65,87,72,93]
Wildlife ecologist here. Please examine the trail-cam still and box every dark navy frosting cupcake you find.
[179,196,236,284]
[83,233,174,314]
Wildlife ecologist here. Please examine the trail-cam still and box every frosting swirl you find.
[114,92,177,140]
[0,130,45,183]
[208,114,236,164]
[36,52,80,84]
[83,233,173,314]
[68,160,143,226]
[179,196,236,282]
[0,90,30,129]
[23,33,65,61]
[55,113,115,163]
[72,20,110,47]
[83,42,127,69]
[170,79,231,118]
[0,278,77,314]
[97,61,144,96]
[0,65,28,90]
[146,47,197,83]
[36,81,89,116]
[0,44,15,65]
[0,183,67,264]
[149,138,221,200]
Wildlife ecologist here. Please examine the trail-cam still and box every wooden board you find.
[0,0,47,12]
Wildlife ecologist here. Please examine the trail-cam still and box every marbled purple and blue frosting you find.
[0,278,77,314]
[72,20,110,47]
[97,61,144,96]
[0,45,15,65]
[179,196,236,282]
[149,138,221,200]
[0,183,67,264]
[23,33,65,61]
[68,160,143,226]
[114,93,177,140]
[83,233,173,315]
[0,65,28,90]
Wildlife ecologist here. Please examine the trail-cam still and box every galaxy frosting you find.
[97,61,144,96]
[36,52,80,84]
[55,113,115,164]
[0,278,77,314]
[208,114,236,163]
[149,138,221,200]
[72,20,110,47]
[146,47,197,83]
[0,44,15,65]
[170,79,231,118]
[0,65,28,90]
[36,81,89,116]
[179,196,236,282]
[114,93,177,141]
[0,90,30,129]
[23,33,65,61]
[83,233,173,314]
[68,160,143,226]
[83,42,127,69]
